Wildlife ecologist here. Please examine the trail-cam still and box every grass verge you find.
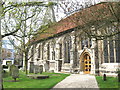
[3,71,70,89]
[96,76,120,89]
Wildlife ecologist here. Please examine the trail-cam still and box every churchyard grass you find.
[3,71,70,88]
[96,76,120,88]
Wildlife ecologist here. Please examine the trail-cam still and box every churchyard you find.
[2,65,120,89]
[3,70,69,88]
[96,76,120,88]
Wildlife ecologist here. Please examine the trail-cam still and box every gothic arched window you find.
[47,43,50,60]
[64,36,71,63]
[103,39,108,63]
[103,34,120,63]
[42,42,45,60]
[51,42,55,60]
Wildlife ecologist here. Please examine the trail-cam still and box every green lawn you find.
[3,71,70,89]
[96,76,120,88]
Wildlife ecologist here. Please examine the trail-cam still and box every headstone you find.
[8,62,12,75]
[51,70,54,73]
[39,65,43,74]
[103,74,106,81]
[29,62,34,73]
[2,70,6,78]
[34,65,39,74]
[10,65,19,81]
[44,62,49,72]
[9,65,14,76]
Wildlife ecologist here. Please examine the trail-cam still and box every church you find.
[28,2,120,76]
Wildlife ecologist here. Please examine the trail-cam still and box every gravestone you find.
[29,62,34,73]
[9,65,14,76]
[34,65,39,74]
[103,74,107,81]
[10,65,19,81]
[117,69,120,82]
[50,70,54,73]
[39,65,43,74]
[8,62,12,75]
[44,62,49,72]
[2,70,6,78]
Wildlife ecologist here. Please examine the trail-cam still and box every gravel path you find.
[52,74,99,89]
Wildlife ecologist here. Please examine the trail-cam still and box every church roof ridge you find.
[30,2,119,44]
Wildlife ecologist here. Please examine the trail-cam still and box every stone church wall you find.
[28,25,120,75]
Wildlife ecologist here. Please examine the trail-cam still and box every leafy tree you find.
[5,1,57,75]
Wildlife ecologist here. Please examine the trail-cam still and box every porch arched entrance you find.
[80,53,91,74]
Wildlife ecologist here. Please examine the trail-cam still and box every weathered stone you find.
[10,65,19,81]
[39,65,43,74]
[103,74,107,81]
[27,75,49,79]
[29,62,34,73]
[48,70,54,73]
[2,70,6,78]
[9,65,15,75]
[34,65,39,74]
[44,62,49,72]
[28,3,120,76]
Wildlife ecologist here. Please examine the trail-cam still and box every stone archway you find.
[80,52,91,74]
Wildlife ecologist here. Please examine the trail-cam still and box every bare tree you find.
[7,5,45,74]
[2,1,57,75]
[54,0,100,20]
[0,1,4,89]
[0,1,52,89]
[2,48,11,60]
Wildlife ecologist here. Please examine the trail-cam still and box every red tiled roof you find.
[31,2,119,43]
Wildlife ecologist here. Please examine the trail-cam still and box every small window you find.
[47,44,50,60]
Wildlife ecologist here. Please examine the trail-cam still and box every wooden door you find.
[84,54,91,74]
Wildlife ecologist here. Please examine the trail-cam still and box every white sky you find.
[1,0,101,38]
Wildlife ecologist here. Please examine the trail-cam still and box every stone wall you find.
[28,26,120,75]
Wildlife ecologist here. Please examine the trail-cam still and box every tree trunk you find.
[0,1,3,89]
[25,51,28,75]
[22,53,26,71]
